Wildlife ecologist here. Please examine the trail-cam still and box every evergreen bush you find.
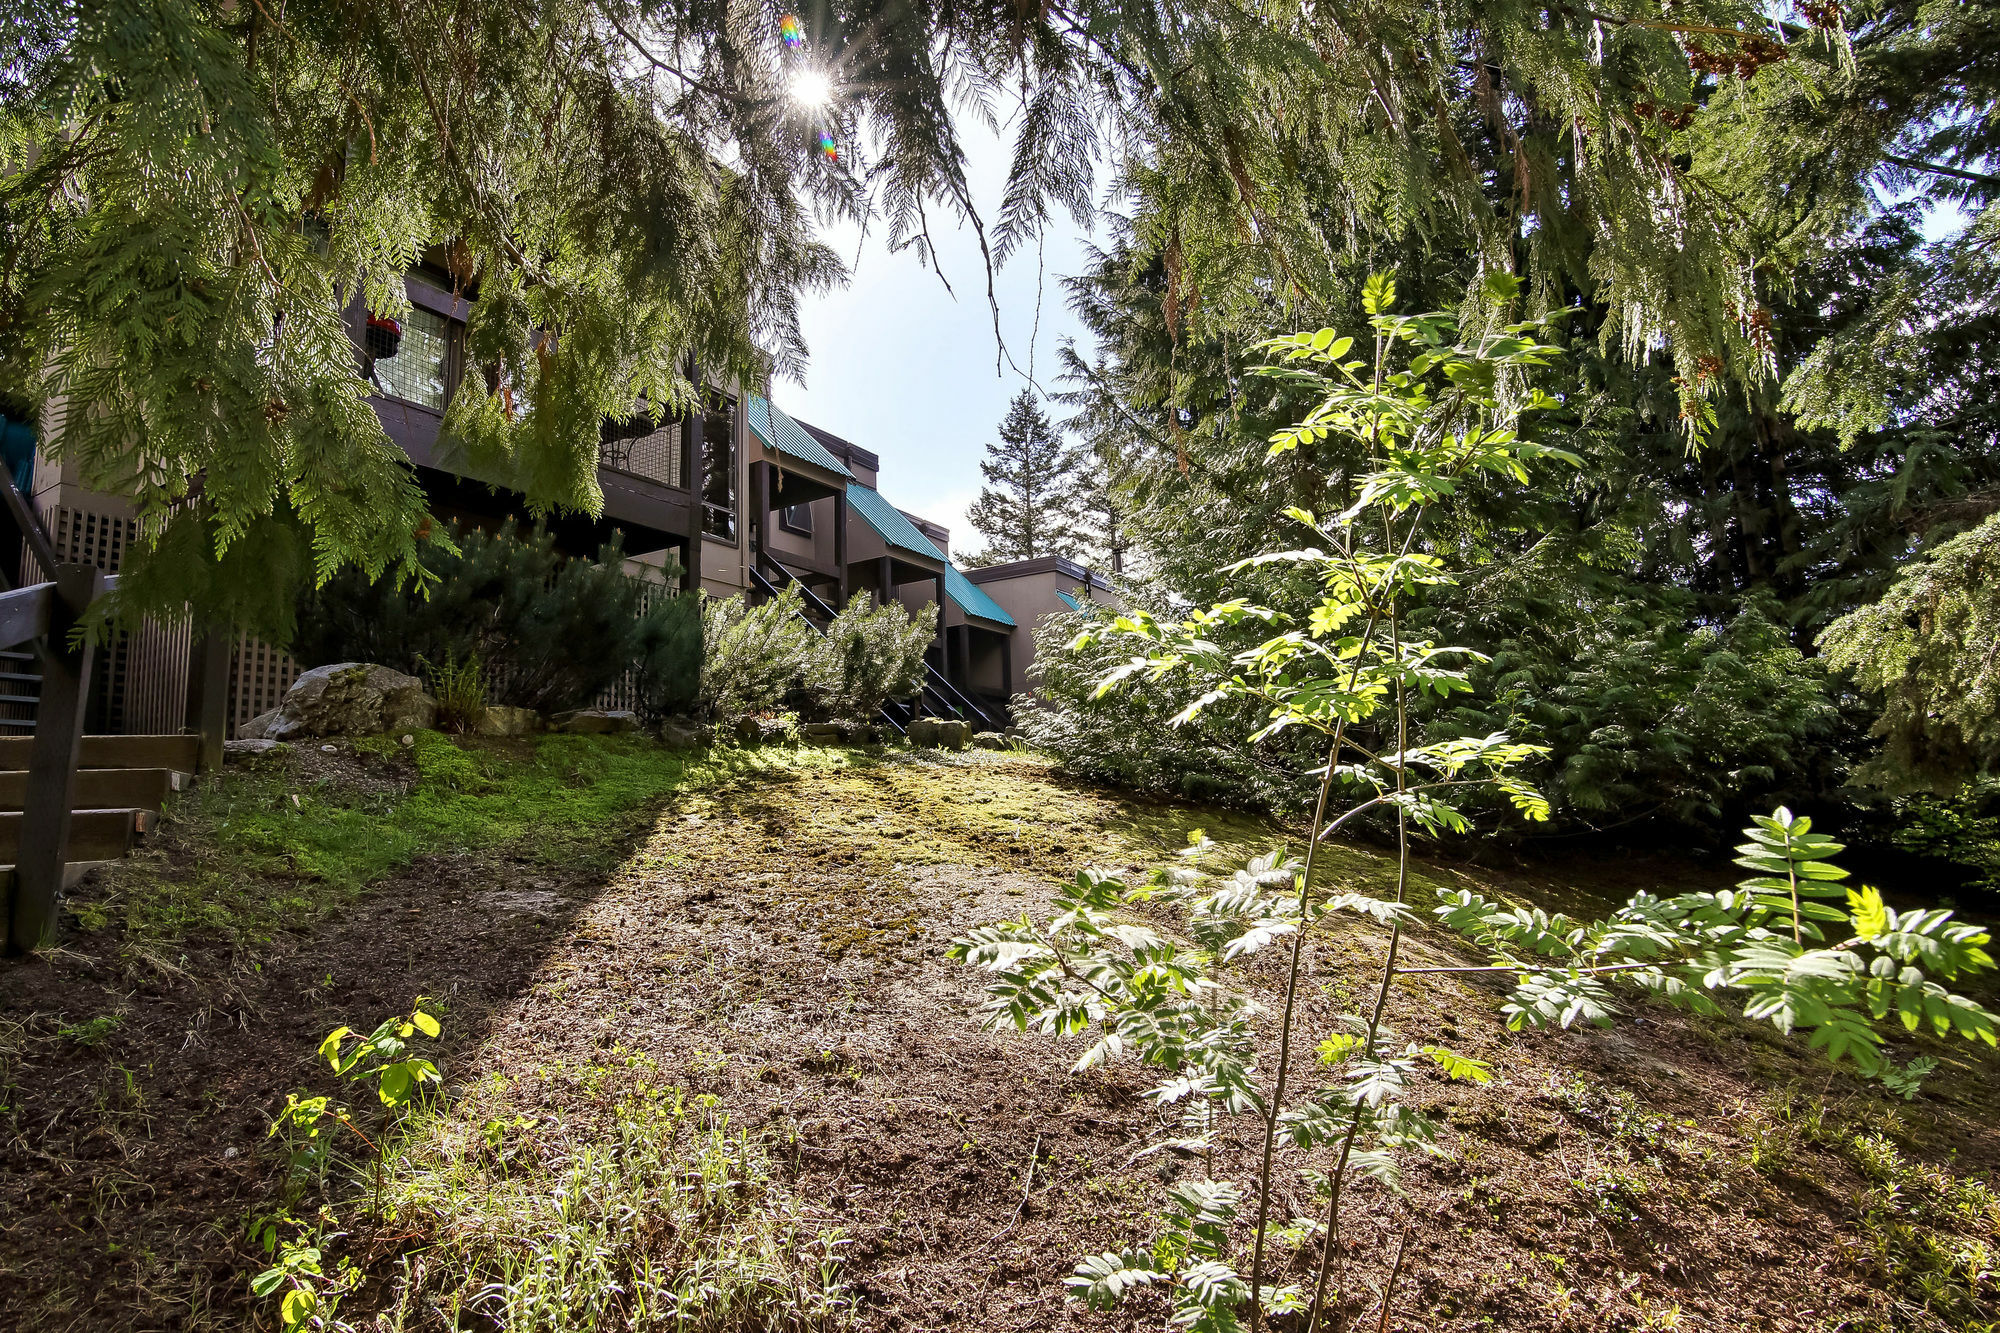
[295,526,698,716]
[696,588,816,721]
[1018,609,1318,810]
[803,594,933,724]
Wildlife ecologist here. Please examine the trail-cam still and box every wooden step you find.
[0,734,201,774]
[0,808,154,862]
[0,767,186,813]
[0,861,116,897]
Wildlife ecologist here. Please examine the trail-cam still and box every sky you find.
[778,121,1102,562]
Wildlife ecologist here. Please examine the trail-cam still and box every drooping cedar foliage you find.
[6,0,1971,633]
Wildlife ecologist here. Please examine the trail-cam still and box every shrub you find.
[634,587,703,722]
[698,586,816,720]
[295,525,699,716]
[417,651,487,733]
[1018,608,1321,810]
[1821,513,2000,790]
[804,593,932,724]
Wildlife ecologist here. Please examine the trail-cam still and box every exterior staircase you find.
[750,551,1004,734]
[0,734,197,894]
[0,647,36,733]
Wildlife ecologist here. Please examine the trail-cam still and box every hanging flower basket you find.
[364,314,403,360]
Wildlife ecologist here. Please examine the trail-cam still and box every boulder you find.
[733,715,794,746]
[474,705,541,737]
[935,719,972,751]
[973,731,1011,751]
[237,708,281,741]
[551,708,639,735]
[224,738,286,759]
[905,717,941,747]
[800,722,843,746]
[657,720,712,751]
[261,663,436,741]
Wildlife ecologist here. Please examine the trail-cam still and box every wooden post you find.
[752,461,770,592]
[833,488,849,608]
[186,627,230,772]
[684,365,705,595]
[877,555,892,609]
[9,563,100,954]
[1000,634,1013,700]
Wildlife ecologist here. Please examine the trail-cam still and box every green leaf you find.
[1362,273,1396,316]
[317,1027,350,1065]
[280,1287,316,1330]
[1419,1044,1494,1084]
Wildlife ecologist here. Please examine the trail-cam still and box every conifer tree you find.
[963,390,1083,566]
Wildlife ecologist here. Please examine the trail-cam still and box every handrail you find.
[747,564,907,737]
[0,469,57,582]
[757,549,1001,731]
[0,582,53,651]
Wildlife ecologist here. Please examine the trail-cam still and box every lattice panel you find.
[229,634,299,735]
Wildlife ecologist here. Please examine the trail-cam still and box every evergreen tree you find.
[6,0,1950,632]
[963,390,1084,565]
[1075,446,1132,576]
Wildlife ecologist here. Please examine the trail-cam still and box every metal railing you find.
[746,562,906,737]
[752,551,1001,732]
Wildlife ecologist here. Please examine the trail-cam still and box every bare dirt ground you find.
[3,747,1995,1331]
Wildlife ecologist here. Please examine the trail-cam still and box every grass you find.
[75,732,858,948]
[372,1054,852,1332]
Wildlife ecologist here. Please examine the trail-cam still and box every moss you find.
[79,735,853,949]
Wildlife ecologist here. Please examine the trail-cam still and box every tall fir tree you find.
[963,390,1084,566]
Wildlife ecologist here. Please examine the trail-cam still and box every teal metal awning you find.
[748,394,854,479]
[946,564,1015,628]
[1055,589,1084,612]
[846,482,944,562]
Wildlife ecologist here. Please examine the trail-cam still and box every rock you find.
[474,705,541,737]
[837,721,876,744]
[551,708,639,735]
[905,717,941,747]
[973,731,1011,751]
[657,720,711,751]
[237,708,281,741]
[731,716,794,746]
[935,719,972,750]
[263,663,436,741]
[800,722,843,745]
[224,738,285,759]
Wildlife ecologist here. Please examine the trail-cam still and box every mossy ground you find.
[1,738,1995,1332]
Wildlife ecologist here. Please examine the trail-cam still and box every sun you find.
[791,68,833,108]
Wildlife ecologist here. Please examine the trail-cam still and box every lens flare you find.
[791,68,832,107]
[779,14,805,50]
[818,133,838,162]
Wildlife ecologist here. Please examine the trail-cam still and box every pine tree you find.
[1075,455,1130,575]
[964,391,1084,565]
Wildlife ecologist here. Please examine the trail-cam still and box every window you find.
[372,305,452,410]
[779,502,813,535]
[701,396,735,539]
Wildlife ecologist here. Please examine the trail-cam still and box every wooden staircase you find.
[0,734,198,891]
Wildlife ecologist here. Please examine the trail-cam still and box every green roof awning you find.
[946,564,1015,627]
[846,482,944,562]
[748,394,854,479]
[1055,590,1084,612]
